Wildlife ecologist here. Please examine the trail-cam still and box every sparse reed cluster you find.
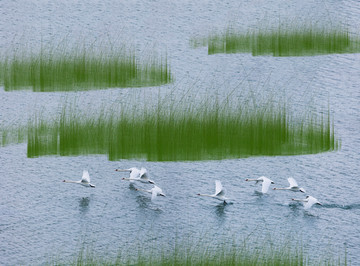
[50,236,348,266]
[0,125,27,147]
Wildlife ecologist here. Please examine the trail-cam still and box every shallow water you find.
[1,0,360,265]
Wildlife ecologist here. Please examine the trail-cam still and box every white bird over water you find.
[245,176,274,193]
[63,170,95,188]
[116,167,155,184]
[292,195,322,209]
[136,185,166,201]
[273,177,306,193]
[197,180,228,203]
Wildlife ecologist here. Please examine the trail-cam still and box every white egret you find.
[116,167,155,184]
[136,185,166,200]
[292,195,322,209]
[245,176,274,193]
[273,177,306,193]
[197,180,228,203]
[63,170,95,188]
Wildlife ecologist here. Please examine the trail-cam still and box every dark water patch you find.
[322,203,360,210]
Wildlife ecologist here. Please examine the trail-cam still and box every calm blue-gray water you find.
[1,0,360,265]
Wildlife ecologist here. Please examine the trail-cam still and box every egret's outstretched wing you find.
[151,185,161,201]
[215,180,225,196]
[261,178,272,193]
[129,168,141,180]
[81,170,90,183]
[288,177,298,188]
[304,196,320,210]
[140,167,148,180]
[151,189,157,201]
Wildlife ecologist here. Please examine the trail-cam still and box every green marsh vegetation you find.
[192,23,360,56]
[0,124,27,147]
[27,93,339,161]
[0,42,172,92]
[50,236,348,266]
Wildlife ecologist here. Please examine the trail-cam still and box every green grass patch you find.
[0,43,172,91]
[0,124,27,147]
[193,24,360,56]
[49,237,348,266]
[26,97,339,161]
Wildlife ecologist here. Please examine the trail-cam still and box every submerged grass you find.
[27,97,339,161]
[0,44,171,91]
[194,24,360,56]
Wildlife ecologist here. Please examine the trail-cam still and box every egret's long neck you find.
[116,169,131,173]
[198,193,214,197]
[292,198,307,202]
[64,180,80,184]
[137,188,151,193]
[123,177,137,181]
[246,178,259,182]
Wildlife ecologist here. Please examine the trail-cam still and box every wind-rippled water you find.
[1,0,360,265]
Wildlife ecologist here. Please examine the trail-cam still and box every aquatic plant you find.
[26,97,339,161]
[195,24,360,56]
[49,237,348,266]
[0,125,27,147]
[0,44,171,91]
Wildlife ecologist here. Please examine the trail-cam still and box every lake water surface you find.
[1,0,360,265]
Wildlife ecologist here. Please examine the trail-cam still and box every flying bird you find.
[245,176,274,193]
[116,167,155,184]
[197,180,228,203]
[63,170,95,188]
[292,195,322,209]
[136,185,166,201]
[273,177,305,193]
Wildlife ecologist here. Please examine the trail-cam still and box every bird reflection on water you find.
[135,193,163,214]
[215,202,226,218]
[128,183,138,191]
[79,196,90,213]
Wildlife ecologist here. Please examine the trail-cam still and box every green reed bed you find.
[27,99,338,161]
[50,238,348,266]
[0,45,171,91]
[0,125,27,147]
[52,245,307,266]
[196,25,360,56]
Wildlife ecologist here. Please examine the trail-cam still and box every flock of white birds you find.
[245,176,322,209]
[63,168,322,209]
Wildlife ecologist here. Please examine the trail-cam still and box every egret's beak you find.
[115,169,130,172]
